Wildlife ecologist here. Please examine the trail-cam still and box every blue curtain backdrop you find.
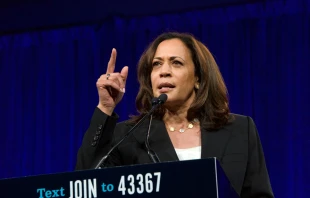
[0,0,309,197]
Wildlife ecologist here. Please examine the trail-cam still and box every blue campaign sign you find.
[0,158,238,198]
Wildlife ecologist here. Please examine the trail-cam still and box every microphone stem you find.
[145,114,160,163]
[94,104,159,169]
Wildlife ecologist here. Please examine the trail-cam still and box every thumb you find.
[120,66,129,88]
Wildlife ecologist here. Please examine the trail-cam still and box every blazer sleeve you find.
[240,117,274,198]
[75,107,122,170]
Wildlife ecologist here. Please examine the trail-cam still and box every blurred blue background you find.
[0,0,309,197]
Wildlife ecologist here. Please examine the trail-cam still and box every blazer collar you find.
[132,118,232,163]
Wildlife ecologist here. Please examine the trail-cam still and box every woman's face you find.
[151,38,198,107]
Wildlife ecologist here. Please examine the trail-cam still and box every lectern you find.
[0,158,239,197]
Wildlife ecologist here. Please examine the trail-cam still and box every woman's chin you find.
[163,99,181,108]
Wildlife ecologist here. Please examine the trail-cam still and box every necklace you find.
[168,118,199,133]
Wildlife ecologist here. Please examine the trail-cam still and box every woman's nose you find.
[159,63,171,77]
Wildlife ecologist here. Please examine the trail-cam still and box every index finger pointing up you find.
[106,48,117,74]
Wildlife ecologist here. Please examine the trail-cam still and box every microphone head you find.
[151,97,158,106]
[157,94,168,104]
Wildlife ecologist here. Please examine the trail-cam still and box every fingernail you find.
[123,88,126,93]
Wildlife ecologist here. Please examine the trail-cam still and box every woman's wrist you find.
[97,104,114,116]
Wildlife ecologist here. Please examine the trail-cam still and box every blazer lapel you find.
[132,118,179,163]
[201,126,232,162]
[149,119,179,162]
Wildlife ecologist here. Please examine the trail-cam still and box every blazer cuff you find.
[91,107,119,125]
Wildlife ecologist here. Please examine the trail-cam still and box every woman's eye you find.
[173,61,182,65]
[152,62,161,66]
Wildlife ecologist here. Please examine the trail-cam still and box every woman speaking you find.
[75,32,274,198]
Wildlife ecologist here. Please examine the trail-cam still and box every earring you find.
[195,83,199,89]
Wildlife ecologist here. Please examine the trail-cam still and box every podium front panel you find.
[0,158,239,198]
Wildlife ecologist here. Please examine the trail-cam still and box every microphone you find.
[155,94,167,105]
[94,94,168,169]
[144,94,168,163]
[151,97,158,106]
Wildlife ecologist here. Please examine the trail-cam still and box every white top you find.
[175,146,201,161]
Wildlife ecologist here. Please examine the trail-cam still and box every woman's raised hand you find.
[96,48,128,115]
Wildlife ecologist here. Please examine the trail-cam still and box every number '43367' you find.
[118,172,161,195]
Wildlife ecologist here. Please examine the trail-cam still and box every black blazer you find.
[75,108,274,198]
